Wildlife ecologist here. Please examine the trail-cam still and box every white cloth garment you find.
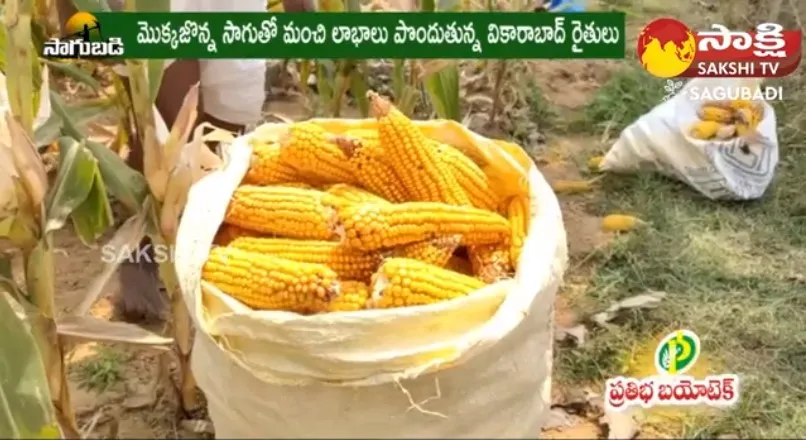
[167,0,267,125]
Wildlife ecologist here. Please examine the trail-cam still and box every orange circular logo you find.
[64,12,102,41]
[637,18,697,78]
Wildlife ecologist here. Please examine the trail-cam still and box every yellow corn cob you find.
[368,92,470,206]
[369,258,485,308]
[334,201,511,251]
[601,214,645,232]
[551,179,595,194]
[728,100,757,111]
[333,136,411,203]
[506,194,529,267]
[225,185,336,240]
[388,235,461,267]
[243,142,298,185]
[214,224,261,246]
[276,182,315,189]
[324,281,371,312]
[202,247,339,313]
[435,142,499,211]
[469,243,512,283]
[588,155,605,172]
[224,236,381,281]
[733,104,764,128]
[325,183,390,205]
[697,105,734,123]
[689,121,724,140]
[279,122,359,185]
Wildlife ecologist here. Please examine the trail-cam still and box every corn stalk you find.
[1,0,198,436]
[45,0,202,417]
[291,0,461,120]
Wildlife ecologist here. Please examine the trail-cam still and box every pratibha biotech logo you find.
[42,11,124,58]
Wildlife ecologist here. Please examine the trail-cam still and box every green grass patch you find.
[75,346,125,392]
[555,58,806,437]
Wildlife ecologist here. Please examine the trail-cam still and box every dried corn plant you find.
[1,0,221,435]
[274,0,463,121]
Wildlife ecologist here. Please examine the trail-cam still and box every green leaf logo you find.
[654,329,700,375]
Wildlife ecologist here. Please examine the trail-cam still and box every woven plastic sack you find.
[600,78,778,200]
[174,119,568,439]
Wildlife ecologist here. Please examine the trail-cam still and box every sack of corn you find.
[598,78,778,200]
[174,93,567,438]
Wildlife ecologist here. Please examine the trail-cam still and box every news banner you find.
[41,12,627,59]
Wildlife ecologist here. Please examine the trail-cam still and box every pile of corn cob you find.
[201,92,530,314]
[689,100,764,141]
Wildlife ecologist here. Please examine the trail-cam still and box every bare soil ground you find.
[46,0,805,438]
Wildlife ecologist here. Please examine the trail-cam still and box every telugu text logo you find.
[637,19,802,78]
[42,12,125,59]
[605,329,740,412]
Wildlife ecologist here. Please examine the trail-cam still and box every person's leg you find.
[115,60,204,323]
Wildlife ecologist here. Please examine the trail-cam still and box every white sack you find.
[174,121,568,438]
[600,78,778,200]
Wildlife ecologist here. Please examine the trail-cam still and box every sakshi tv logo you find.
[637,18,802,78]
[42,11,124,59]
[605,330,740,412]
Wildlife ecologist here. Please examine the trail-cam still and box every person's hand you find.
[282,0,316,11]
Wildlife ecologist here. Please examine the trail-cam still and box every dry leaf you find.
[555,324,588,346]
[71,204,150,316]
[56,315,173,346]
[591,291,667,326]
[600,407,639,439]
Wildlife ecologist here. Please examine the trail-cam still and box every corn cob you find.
[325,183,390,205]
[202,247,338,313]
[689,121,724,140]
[387,235,461,267]
[734,105,763,129]
[279,122,358,185]
[367,92,470,206]
[243,142,298,185]
[224,236,381,281]
[551,179,596,194]
[276,182,315,189]
[697,105,734,123]
[369,258,485,308]
[469,243,512,283]
[506,194,529,267]
[588,156,605,172]
[368,258,484,308]
[601,214,645,232]
[435,142,499,211]
[324,281,371,312]
[334,201,511,251]
[214,224,261,246]
[225,185,336,240]
[332,135,411,203]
